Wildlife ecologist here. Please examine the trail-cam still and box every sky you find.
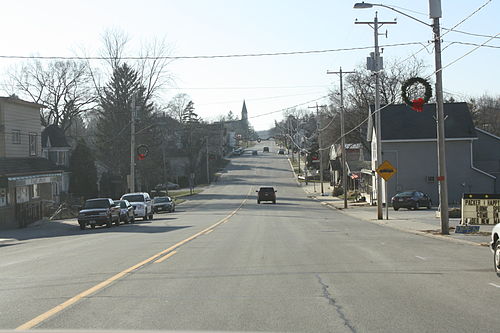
[0,0,498,131]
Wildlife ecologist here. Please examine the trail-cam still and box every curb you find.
[309,195,488,248]
[0,238,17,245]
[287,158,301,187]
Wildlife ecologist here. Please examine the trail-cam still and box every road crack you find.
[315,274,356,333]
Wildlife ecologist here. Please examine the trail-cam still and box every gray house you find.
[0,96,64,229]
[370,102,497,205]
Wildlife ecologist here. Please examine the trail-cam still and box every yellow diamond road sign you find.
[376,160,397,181]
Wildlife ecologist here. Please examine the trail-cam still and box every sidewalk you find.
[300,180,492,247]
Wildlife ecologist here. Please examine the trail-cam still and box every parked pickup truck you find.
[77,198,120,230]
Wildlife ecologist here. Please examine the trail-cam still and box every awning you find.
[8,173,62,186]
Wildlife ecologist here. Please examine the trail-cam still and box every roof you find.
[377,102,476,141]
[0,96,45,108]
[42,124,70,148]
[0,157,64,177]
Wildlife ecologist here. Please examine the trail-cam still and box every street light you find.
[354,0,449,235]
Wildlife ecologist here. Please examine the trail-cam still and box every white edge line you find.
[489,283,500,288]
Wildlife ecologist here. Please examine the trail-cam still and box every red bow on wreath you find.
[411,98,425,112]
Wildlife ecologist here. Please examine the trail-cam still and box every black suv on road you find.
[78,198,121,230]
[257,187,277,204]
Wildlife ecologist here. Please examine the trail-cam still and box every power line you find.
[247,95,329,119]
[441,0,493,39]
[0,42,425,61]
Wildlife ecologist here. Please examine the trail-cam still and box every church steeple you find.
[241,100,248,121]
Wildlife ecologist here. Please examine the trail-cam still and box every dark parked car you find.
[252,150,258,155]
[114,199,135,224]
[77,198,120,230]
[391,191,432,210]
[153,196,176,213]
[263,146,269,152]
[257,187,277,204]
[278,148,285,155]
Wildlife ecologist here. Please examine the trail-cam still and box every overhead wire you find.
[0,42,425,61]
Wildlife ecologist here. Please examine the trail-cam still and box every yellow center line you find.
[154,250,177,263]
[16,185,253,330]
[204,229,214,235]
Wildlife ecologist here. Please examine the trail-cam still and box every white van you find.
[120,192,154,221]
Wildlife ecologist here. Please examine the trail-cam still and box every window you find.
[0,188,7,207]
[16,186,29,203]
[57,151,66,165]
[32,184,40,199]
[29,133,37,156]
[12,130,21,144]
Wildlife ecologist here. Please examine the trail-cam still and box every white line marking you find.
[489,283,500,288]
[415,256,426,261]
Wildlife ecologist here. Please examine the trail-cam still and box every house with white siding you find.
[0,96,64,229]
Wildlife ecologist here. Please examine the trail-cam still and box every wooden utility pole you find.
[327,67,355,209]
[308,103,328,195]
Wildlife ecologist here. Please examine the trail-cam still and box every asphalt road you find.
[1,140,499,332]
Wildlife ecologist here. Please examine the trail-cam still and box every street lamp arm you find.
[354,2,431,27]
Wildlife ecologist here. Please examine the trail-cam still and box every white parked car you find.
[120,192,154,221]
[491,223,500,277]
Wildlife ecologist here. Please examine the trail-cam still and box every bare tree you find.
[166,93,191,123]
[469,94,500,136]
[8,59,96,133]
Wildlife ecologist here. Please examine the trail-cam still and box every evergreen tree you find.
[95,63,157,191]
[181,101,199,124]
[69,139,98,199]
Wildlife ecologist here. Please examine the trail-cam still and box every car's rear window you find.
[122,195,144,202]
[83,199,110,209]
[259,187,275,192]
[395,191,415,197]
[154,197,171,203]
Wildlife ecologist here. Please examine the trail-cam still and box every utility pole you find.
[431,1,449,234]
[206,136,210,184]
[129,93,137,193]
[356,12,396,219]
[309,103,328,195]
[327,67,355,209]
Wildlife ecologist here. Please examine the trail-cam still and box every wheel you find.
[79,223,85,230]
[257,200,260,204]
[273,200,276,204]
[414,202,420,210]
[124,215,129,224]
[393,207,399,211]
[106,217,112,228]
[494,241,500,278]
[149,213,154,220]
[427,201,432,209]
[115,216,120,226]
[143,215,148,221]
[130,215,135,223]
[91,224,96,229]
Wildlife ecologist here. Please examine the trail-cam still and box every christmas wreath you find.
[401,77,432,112]
[136,144,149,160]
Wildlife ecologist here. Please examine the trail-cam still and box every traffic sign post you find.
[376,160,397,219]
